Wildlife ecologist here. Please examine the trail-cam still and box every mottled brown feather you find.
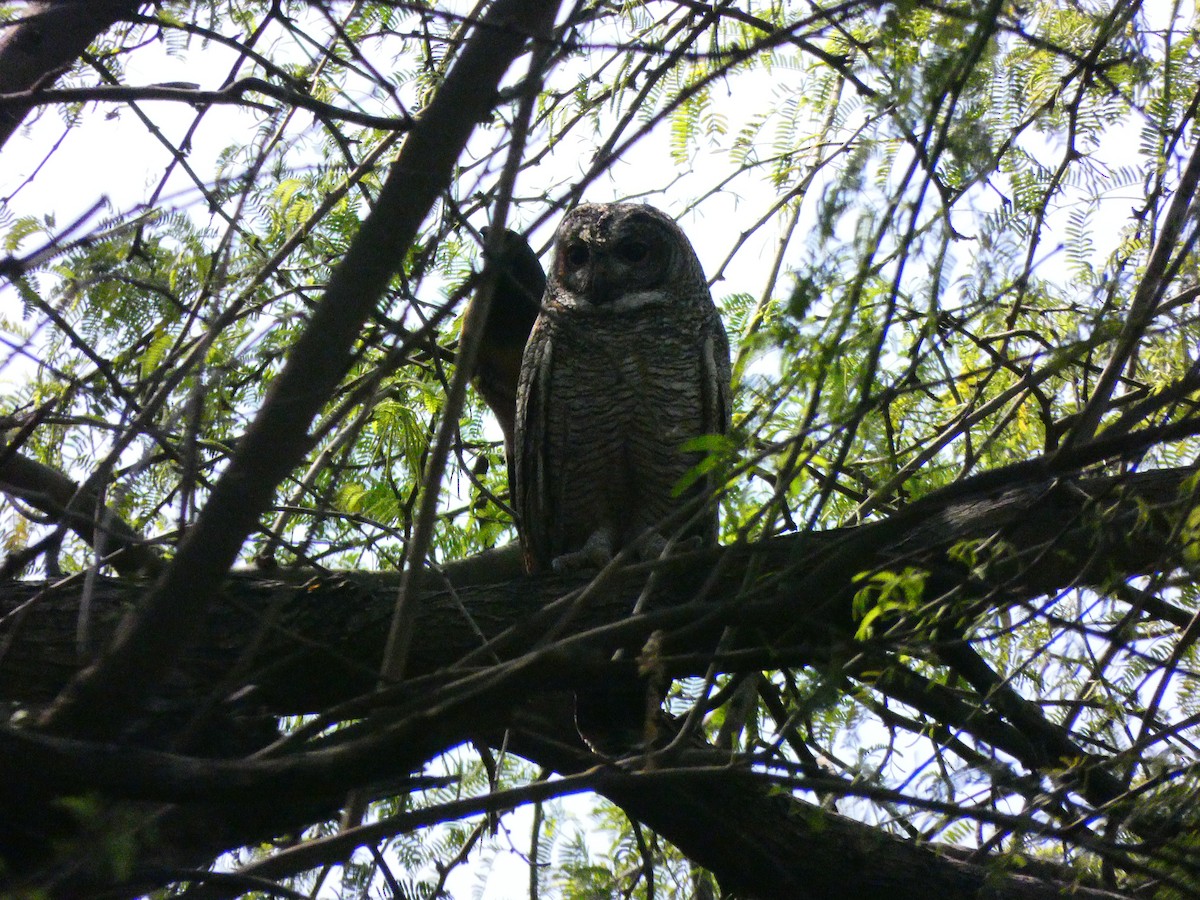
[514,203,732,573]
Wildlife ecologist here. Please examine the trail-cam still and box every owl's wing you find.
[704,309,733,437]
[699,309,733,544]
[513,314,554,571]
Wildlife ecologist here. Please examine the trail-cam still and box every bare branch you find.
[37,0,563,741]
[0,77,414,131]
[0,451,160,576]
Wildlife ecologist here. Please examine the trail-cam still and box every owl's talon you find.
[636,531,703,562]
[636,531,668,561]
[551,527,614,572]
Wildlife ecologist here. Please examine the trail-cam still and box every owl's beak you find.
[589,254,621,305]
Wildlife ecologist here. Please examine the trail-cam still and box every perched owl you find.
[513,203,732,750]
[514,202,731,575]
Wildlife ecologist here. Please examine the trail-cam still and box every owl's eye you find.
[564,243,589,268]
[615,240,650,264]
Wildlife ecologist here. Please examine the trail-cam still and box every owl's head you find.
[549,203,705,310]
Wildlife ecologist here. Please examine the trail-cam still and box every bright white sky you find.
[0,10,805,334]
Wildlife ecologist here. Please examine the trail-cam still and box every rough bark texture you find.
[0,464,1188,898]
[4,465,1186,710]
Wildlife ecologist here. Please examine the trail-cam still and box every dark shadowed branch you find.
[37,0,563,741]
[0,461,1190,896]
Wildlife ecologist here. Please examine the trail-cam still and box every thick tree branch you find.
[3,465,1188,712]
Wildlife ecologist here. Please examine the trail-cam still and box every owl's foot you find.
[636,531,704,562]
[636,531,668,561]
[552,529,704,573]
[551,527,614,573]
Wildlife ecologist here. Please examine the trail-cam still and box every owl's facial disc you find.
[557,223,672,307]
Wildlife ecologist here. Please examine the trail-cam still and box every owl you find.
[513,203,731,751]
[513,202,732,572]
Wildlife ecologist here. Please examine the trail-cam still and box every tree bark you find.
[0,1,141,151]
[0,463,1187,897]
[2,465,1187,712]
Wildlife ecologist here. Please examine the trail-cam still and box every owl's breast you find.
[540,308,712,553]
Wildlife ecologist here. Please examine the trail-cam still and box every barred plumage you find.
[514,203,731,575]
[512,203,731,751]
